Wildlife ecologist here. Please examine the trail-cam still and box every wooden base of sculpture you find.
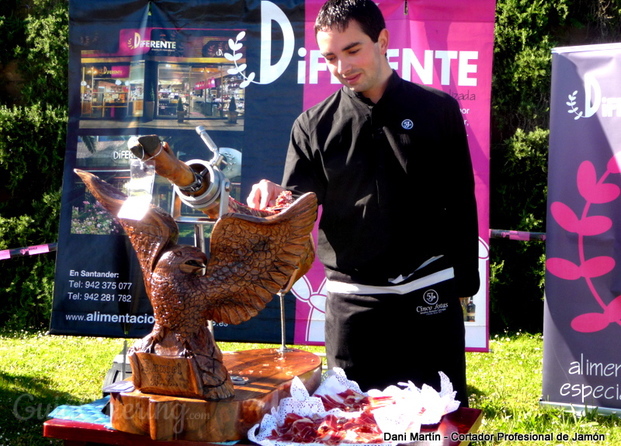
[110,348,322,442]
[129,325,235,400]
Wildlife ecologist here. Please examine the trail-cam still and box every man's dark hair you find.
[314,0,386,43]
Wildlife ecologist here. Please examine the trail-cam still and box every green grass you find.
[0,331,620,445]
[0,331,123,445]
[467,332,621,445]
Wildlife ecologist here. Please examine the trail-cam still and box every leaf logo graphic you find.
[547,156,621,332]
[566,91,584,120]
[224,31,256,89]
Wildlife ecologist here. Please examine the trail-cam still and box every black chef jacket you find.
[282,71,480,298]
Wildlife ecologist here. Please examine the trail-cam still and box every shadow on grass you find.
[0,371,82,446]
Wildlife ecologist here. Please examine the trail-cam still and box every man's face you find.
[317,20,390,102]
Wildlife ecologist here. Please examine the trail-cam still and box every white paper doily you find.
[247,368,460,446]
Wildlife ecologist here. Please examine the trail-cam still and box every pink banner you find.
[294,0,495,350]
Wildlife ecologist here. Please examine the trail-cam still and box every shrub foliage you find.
[0,0,67,329]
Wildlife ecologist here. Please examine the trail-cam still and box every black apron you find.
[324,277,468,406]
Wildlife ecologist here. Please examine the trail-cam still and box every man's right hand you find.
[246,179,287,210]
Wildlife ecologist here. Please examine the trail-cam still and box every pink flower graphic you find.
[547,153,621,333]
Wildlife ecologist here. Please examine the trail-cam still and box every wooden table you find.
[43,407,482,446]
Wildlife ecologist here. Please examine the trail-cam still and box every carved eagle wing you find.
[201,192,317,325]
[74,169,178,277]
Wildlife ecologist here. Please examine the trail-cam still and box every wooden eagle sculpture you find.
[74,148,317,400]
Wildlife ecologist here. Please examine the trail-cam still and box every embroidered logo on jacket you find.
[423,289,439,305]
[401,119,414,130]
[417,288,448,316]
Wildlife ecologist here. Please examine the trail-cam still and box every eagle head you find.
[157,245,208,277]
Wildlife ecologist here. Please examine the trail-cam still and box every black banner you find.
[52,0,304,339]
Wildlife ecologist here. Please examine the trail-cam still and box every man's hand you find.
[246,179,287,210]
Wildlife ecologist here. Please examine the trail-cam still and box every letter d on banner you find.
[260,1,295,85]
[584,73,601,118]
